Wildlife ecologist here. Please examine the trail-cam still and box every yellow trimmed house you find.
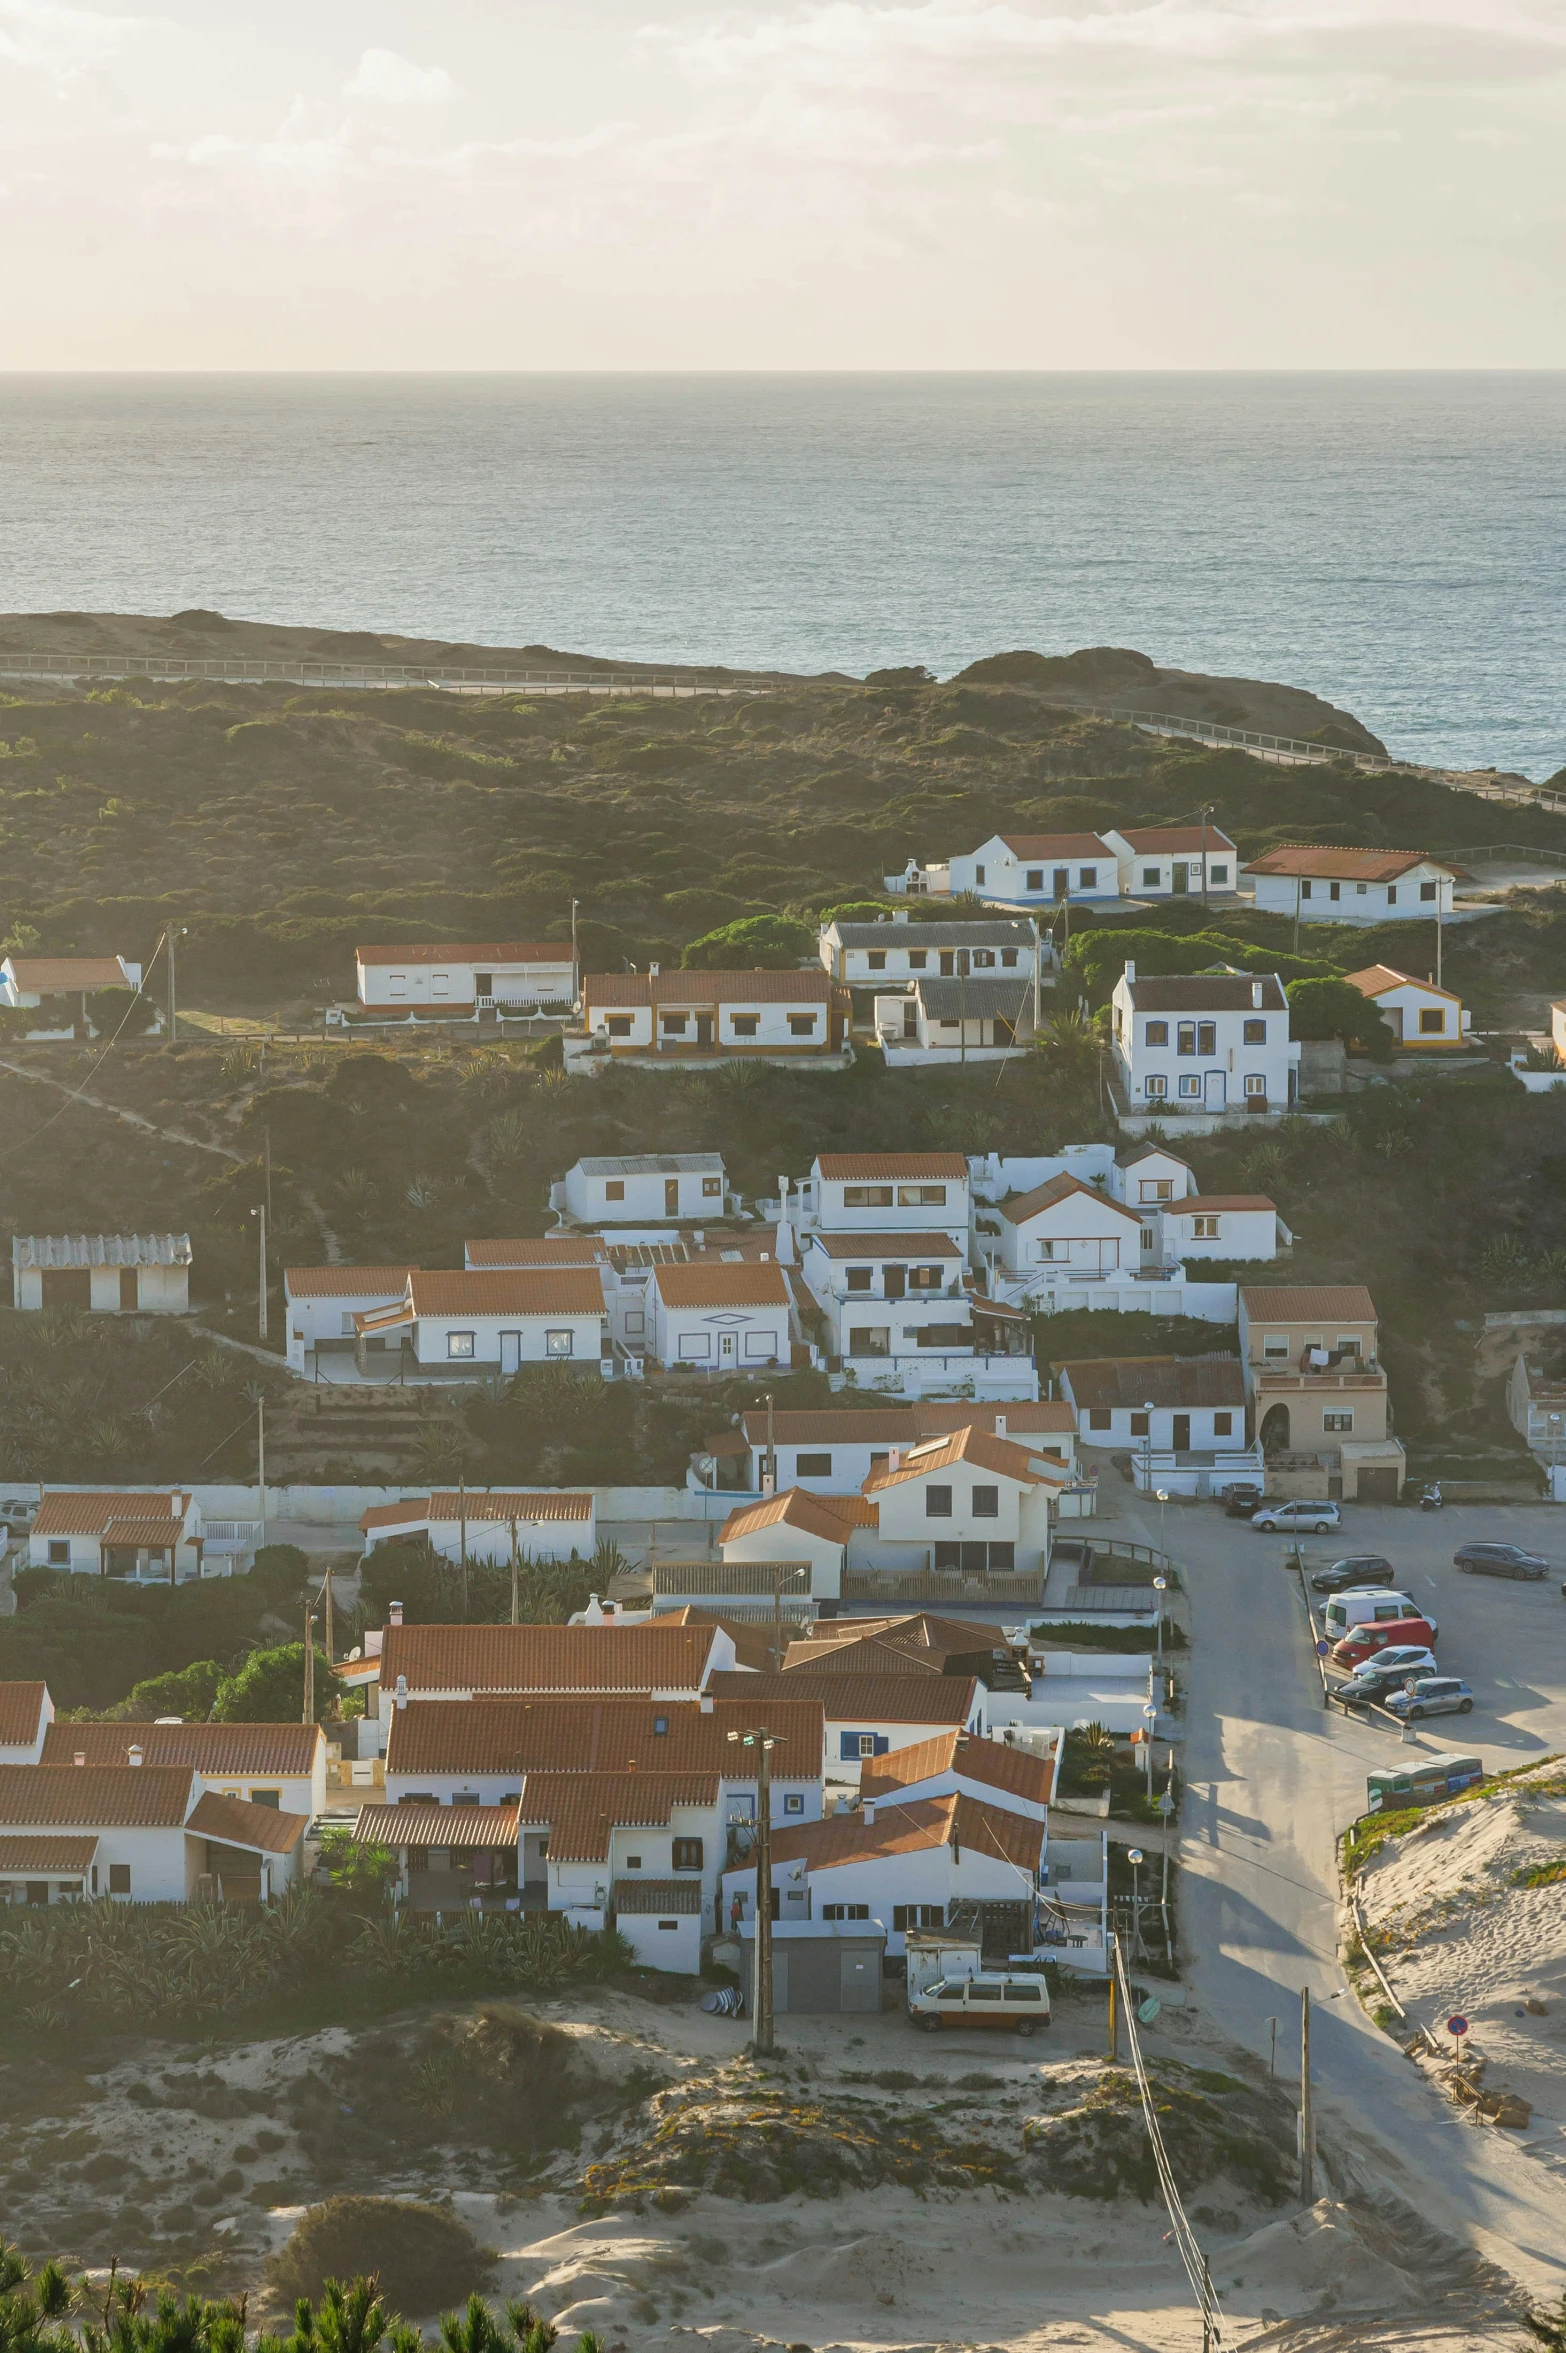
[1346,965,1469,1051]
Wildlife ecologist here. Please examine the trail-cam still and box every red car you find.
[1332,1615,1438,1667]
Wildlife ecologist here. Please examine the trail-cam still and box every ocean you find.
[1,372,1563,778]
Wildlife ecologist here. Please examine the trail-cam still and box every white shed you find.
[12,1234,191,1315]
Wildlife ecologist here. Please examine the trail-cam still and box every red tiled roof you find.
[386,1696,824,1779]
[1113,826,1237,853]
[32,1491,191,1538]
[427,1490,593,1523]
[860,1732,1054,1807]
[357,943,572,965]
[779,1636,941,1676]
[186,1790,309,1855]
[378,1622,720,1696]
[354,1802,520,1850]
[805,1232,963,1260]
[995,833,1113,860]
[41,1723,320,1775]
[361,1498,427,1531]
[585,971,832,1008]
[6,956,130,990]
[997,1173,1141,1228]
[465,1239,608,1267]
[1123,974,1288,1013]
[707,1671,979,1726]
[1345,965,1459,1003]
[515,1770,720,1861]
[1167,1195,1277,1214]
[862,1426,1044,1493]
[718,1489,866,1548]
[732,1403,1074,1445]
[1242,846,1457,883]
[0,1764,193,1828]
[0,1835,98,1873]
[0,1684,49,1749]
[613,1877,703,1915]
[814,1154,967,1181]
[284,1266,414,1298]
[406,1270,605,1317]
[763,1790,1042,1873]
[1239,1285,1377,1322]
[653,1263,790,1309]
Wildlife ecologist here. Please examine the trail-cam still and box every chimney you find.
[649,961,660,978]
[395,1674,409,1713]
[1252,981,1264,1009]
[699,1692,714,1714]
[74,1751,86,1767]
[389,1600,403,1627]
[995,1414,1006,1439]
[862,1799,876,1825]
[888,1447,902,1474]
[127,1743,143,1767]
[1124,960,1136,985]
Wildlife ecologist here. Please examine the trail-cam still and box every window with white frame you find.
[1210,864,1229,883]
[1244,1074,1267,1098]
[1146,1075,1168,1099]
[679,1332,711,1358]
[1179,1074,1200,1097]
[447,1331,475,1359]
[1323,1410,1354,1432]
[1035,1239,1059,1260]
[545,1329,574,1358]
[1192,1215,1219,1238]
[1142,866,1160,886]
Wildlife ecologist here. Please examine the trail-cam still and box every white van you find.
[1321,1590,1428,1640]
[908,1972,1051,2036]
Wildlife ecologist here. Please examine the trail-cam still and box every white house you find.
[714,1489,865,1601]
[649,1262,793,1372]
[988,1173,1149,1281]
[858,1426,1060,1578]
[1110,964,1299,1115]
[859,1729,1054,1825]
[355,942,575,1014]
[284,1265,414,1374]
[820,914,1040,986]
[1346,965,1471,1051]
[351,1268,610,1378]
[0,1683,53,1766]
[721,1790,1043,1957]
[1242,847,1460,924]
[358,1488,596,1564]
[518,1768,729,1932]
[1156,1192,1282,1264]
[572,969,842,1065]
[873,972,1037,1064]
[1507,1352,1566,1466]
[1107,1143,1197,1208]
[1059,1355,1247,1454]
[948,834,1120,908]
[30,1489,205,1582]
[708,1670,987,1773]
[796,1153,971,1245]
[799,1231,971,1365]
[552,1154,728,1226]
[0,1764,308,1906]
[368,1620,736,1744]
[696,1402,1078,1496]
[0,954,145,1034]
[40,1721,327,1821]
[12,1234,191,1315]
[1102,826,1238,900]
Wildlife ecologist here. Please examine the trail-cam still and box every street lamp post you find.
[1142,1701,1158,1793]
[1127,1846,1144,1960]
[1140,1403,1155,1494]
[1155,1487,1169,1562]
[1153,1573,1168,1670]
[251,1202,268,1342]
[727,1726,784,2057]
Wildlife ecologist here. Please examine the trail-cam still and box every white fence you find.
[1019,1280,1237,1323]
[0,1480,722,1534]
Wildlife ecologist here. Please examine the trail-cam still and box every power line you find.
[0,930,172,1168]
[1113,1939,1228,2348]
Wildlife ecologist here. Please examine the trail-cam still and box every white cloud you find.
[0,0,142,75]
[345,46,455,105]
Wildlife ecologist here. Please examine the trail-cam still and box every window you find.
[1026,868,1043,891]
[1142,866,1160,886]
[679,1332,712,1359]
[657,1919,678,1931]
[702,1176,722,1198]
[1213,1410,1233,1437]
[661,1012,688,1034]
[898,1184,947,1206]
[1034,1239,1058,1261]
[672,1838,704,1872]
[1329,881,1341,902]
[849,1327,890,1356]
[1244,1074,1267,1098]
[1420,880,1437,902]
[857,1734,878,1759]
[972,950,994,970]
[926,1484,954,1518]
[797,1452,832,1476]
[604,1179,626,1203]
[1146,1020,1169,1047]
[1301,880,1313,900]
[867,950,887,972]
[843,1184,894,1208]
[1243,1019,1266,1044]
[1197,1021,1216,1055]
[1088,1407,1113,1431]
[910,1263,943,1290]
[908,950,927,970]
[1419,1008,1444,1034]
[108,1865,131,1895]
[653,1715,668,1734]
[1324,1410,1354,1433]
[1139,1179,1173,1204]
[1336,1335,1362,1355]
[972,1484,999,1518]
[248,1788,280,1809]
[48,1539,69,1565]
[783,1792,804,1815]
[447,1331,476,1359]
[605,1015,633,1038]
[1079,867,1098,889]
[823,1903,871,1920]
[1210,864,1228,884]
[626,1855,642,1869]
[1003,1983,1043,2004]
[966,1982,1002,2003]
[545,1329,574,1358]
[893,1903,946,1930]
[1177,1022,1196,1055]
[787,1014,817,1036]
[1129,1412,1150,1437]
[1264,1336,1289,1359]
[1001,949,1018,968]
[1193,1215,1219,1238]
[731,1013,760,1037]
[1356,883,1367,896]
[974,865,986,885]
[1179,1074,1200,1097]
[1145,1075,1167,1099]
[1141,1228,1154,1251]
[936,1540,1015,1570]
[1386,886,1397,905]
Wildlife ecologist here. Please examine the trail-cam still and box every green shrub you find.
[267,2198,493,2316]
[680,913,815,969]
[211,1640,335,1722]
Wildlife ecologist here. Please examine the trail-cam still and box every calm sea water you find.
[1,373,1563,778]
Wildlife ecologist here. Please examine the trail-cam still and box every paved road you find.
[1126,1494,1566,2302]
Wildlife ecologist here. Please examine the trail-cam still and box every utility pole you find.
[957,948,969,1068]
[252,1203,268,1342]
[764,1389,777,1497]
[166,924,177,1043]
[1436,886,1444,991]
[509,1518,521,1623]
[1299,1987,1315,2202]
[1031,916,1043,1041]
[571,897,580,999]
[320,1565,334,1666]
[458,1473,469,1619]
[302,1603,316,1725]
[728,1726,782,2056]
[264,1125,273,1222]
[1107,1939,1119,2060]
[256,1398,266,1552]
[1199,803,1212,914]
[1294,874,1302,956]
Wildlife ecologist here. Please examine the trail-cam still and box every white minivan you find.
[1322,1590,1436,1641]
[908,1973,1051,2036]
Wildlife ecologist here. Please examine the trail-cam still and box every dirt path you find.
[0,1055,243,1162]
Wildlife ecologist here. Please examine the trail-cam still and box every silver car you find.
[1383,1676,1475,1721]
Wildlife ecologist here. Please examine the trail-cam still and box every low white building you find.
[284,1265,414,1374]
[987,1173,1149,1282]
[1059,1354,1247,1453]
[41,1721,327,1821]
[821,914,1040,986]
[1157,1193,1282,1264]
[874,972,1038,1064]
[1346,965,1471,1051]
[573,969,842,1065]
[859,1728,1054,1826]
[355,942,575,1014]
[948,833,1121,908]
[859,1426,1061,1578]
[799,1230,972,1368]
[0,954,145,1035]
[0,1682,53,1766]
[1242,847,1460,924]
[12,1233,190,1315]
[1107,1143,1197,1208]
[796,1153,971,1245]
[358,1488,596,1564]
[0,1764,308,1905]
[695,1402,1078,1497]
[1110,964,1299,1116]
[30,1489,205,1582]
[552,1154,728,1225]
[649,1262,792,1372]
[1102,826,1238,900]
[352,1268,610,1378]
[714,1489,863,1601]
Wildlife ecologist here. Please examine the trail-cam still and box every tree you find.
[212,1641,334,1723]
[316,1827,398,1908]
[87,1658,225,1723]
[679,913,814,970]
[1285,977,1394,1061]
[88,985,159,1037]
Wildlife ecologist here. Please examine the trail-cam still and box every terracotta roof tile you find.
[1345,966,1459,1002]
[5,956,132,990]
[707,1671,980,1726]
[354,1802,520,1850]
[0,1835,98,1873]
[406,1270,606,1317]
[1242,847,1457,883]
[997,1173,1141,1228]
[613,1877,703,1914]
[0,1684,49,1749]
[356,943,572,965]
[186,1791,309,1855]
[464,1239,608,1267]
[1167,1195,1277,1214]
[764,1790,1042,1873]
[516,1770,720,1861]
[860,1731,1054,1807]
[653,1263,790,1309]
[862,1426,1045,1493]
[41,1724,321,1775]
[33,1491,191,1539]
[1239,1285,1378,1322]
[378,1622,720,1696]
[385,1696,824,1778]
[426,1490,593,1524]
[814,1153,967,1181]
[805,1232,963,1260]
[0,1764,193,1828]
[1124,973,1288,1013]
[718,1489,865,1547]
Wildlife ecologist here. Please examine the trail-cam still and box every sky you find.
[2,0,1565,368]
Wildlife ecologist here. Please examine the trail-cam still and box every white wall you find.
[617,1907,702,1972]
[652,1297,789,1371]
[948,836,1119,908]
[563,1165,726,1223]
[1159,1206,1277,1262]
[411,1308,606,1370]
[358,956,574,1009]
[995,1194,1144,1277]
[1250,871,1453,924]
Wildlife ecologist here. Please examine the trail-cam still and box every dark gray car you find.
[1453,1542,1549,1579]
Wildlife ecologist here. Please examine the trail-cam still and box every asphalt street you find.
[1119,1493,1566,2303]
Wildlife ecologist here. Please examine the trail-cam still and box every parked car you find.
[1383,1676,1476,1721]
[1334,1646,1440,1704]
[1321,1590,1427,1641]
[1311,1555,1395,1595]
[1223,1485,1265,1519]
[1252,1499,1342,1535]
[908,1973,1051,2036]
[1453,1542,1549,1580]
[1332,1614,1439,1667]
